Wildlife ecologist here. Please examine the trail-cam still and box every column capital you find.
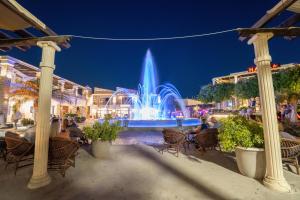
[249,33,273,65]
[37,41,60,70]
[37,41,61,52]
[247,32,274,45]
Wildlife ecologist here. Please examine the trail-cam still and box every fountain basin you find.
[98,118,200,128]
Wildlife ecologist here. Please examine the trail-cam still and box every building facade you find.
[90,87,136,119]
[211,63,300,111]
[0,56,92,123]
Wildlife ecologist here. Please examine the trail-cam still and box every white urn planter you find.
[235,146,266,179]
[91,140,111,159]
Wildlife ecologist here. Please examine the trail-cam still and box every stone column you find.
[248,33,291,192]
[28,41,61,189]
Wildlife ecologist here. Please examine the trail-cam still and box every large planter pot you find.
[91,140,111,159]
[235,146,266,179]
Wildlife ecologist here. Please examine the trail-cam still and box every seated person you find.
[278,122,296,140]
[200,118,209,130]
[50,117,60,137]
[60,118,71,139]
[208,117,221,129]
[66,119,85,142]
[23,118,66,143]
[188,118,209,142]
[22,125,36,143]
[191,118,208,134]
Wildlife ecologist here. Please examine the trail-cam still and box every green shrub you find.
[64,113,77,118]
[74,116,86,123]
[238,106,247,111]
[83,120,122,142]
[104,114,113,121]
[21,118,34,126]
[218,116,264,152]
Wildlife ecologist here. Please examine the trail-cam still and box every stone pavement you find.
[0,142,300,200]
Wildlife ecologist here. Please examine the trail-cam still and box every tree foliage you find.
[198,67,300,105]
[213,83,235,103]
[273,67,300,103]
[235,77,259,99]
[198,83,235,103]
[198,84,215,103]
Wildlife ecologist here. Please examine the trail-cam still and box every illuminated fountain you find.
[103,49,200,128]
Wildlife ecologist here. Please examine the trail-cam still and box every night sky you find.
[4,0,300,97]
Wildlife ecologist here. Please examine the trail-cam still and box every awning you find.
[0,0,70,51]
[240,0,300,41]
[288,0,300,13]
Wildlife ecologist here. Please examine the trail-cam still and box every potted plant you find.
[218,116,265,179]
[21,118,34,127]
[83,120,122,159]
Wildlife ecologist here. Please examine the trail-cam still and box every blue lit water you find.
[103,49,200,128]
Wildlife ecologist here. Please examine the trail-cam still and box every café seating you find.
[0,137,5,160]
[48,136,80,177]
[161,128,187,157]
[194,128,219,152]
[281,138,300,175]
[5,131,34,175]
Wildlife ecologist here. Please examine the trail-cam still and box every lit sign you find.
[247,63,280,73]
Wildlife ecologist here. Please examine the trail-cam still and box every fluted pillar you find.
[248,33,291,192]
[28,41,61,189]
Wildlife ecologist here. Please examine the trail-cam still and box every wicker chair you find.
[161,129,187,157]
[281,138,300,175]
[194,128,219,152]
[0,137,6,160]
[5,132,34,175]
[48,137,80,177]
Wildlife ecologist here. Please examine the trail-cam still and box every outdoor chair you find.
[161,128,187,157]
[187,128,201,145]
[4,132,34,175]
[48,136,80,177]
[281,138,300,175]
[194,128,219,152]
[0,137,6,160]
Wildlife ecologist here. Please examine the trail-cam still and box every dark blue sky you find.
[4,0,300,97]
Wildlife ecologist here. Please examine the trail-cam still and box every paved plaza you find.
[1,141,300,200]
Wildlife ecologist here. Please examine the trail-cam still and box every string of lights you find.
[68,28,238,41]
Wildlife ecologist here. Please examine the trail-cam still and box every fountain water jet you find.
[103,49,200,128]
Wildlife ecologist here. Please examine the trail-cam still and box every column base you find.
[263,176,291,192]
[27,174,51,189]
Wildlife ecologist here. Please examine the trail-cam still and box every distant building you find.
[212,63,297,85]
[211,63,300,110]
[0,56,92,123]
[90,87,136,119]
